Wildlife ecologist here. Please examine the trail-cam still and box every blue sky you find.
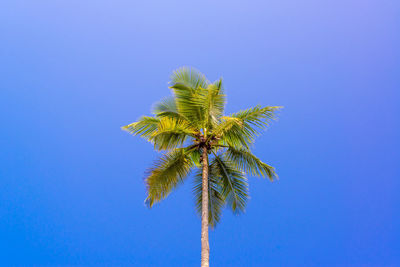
[1,1,399,266]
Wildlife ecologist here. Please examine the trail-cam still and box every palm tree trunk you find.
[201,147,210,267]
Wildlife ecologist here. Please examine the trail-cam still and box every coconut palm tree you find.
[122,67,281,267]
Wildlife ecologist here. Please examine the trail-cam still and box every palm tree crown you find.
[122,67,281,228]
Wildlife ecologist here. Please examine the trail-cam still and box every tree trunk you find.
[201,147,210,267]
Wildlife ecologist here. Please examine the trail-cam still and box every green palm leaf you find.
[212,154,249,213]
[231,105,282,136]
[215,105,282,149]
[170,83,205,126]
[152,97,188,121]
[199,82,226,127]
[150,117,198,150]
[145,148,195,207]
[225,147,278,181]
[211,116,249,149]
[122,116,160,141]
[170,67,209,90]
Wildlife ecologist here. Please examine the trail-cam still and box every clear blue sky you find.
[1,1,399,266]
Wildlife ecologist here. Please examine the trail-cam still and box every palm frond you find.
[170,67,209,90]
[121,116,160,141]
[200,82,225,127]
[152,97,184,120]
[145,148,194,207]
[214,105,282,148]
[212,154,249,213]
[232,105,282,135]
[189,148,202,168]
[151,117,198,151]
[211,116,251,149]
[225,147,277,181]
[169,67,223,128]
[169,83,205,126]
[193,167,225,228]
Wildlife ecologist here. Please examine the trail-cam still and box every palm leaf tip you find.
[170,66,209,90]
[121,122,137,131]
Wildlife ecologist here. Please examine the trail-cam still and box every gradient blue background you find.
[1,1,399,266]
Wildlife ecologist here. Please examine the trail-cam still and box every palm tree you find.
[122,67,282,267]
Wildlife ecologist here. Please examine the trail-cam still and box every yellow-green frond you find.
[199,83,226,127]
[150,117,198,151]
[121,116,160,141]
[225,147,278,181]
[145,148,194,207]
[212,116,242,137]
[211,116,251,149]
[168,68,226,129]
[212,105,282,149]
[212,154,249,213]
[232,105,282,132]
[170,67,209,90]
